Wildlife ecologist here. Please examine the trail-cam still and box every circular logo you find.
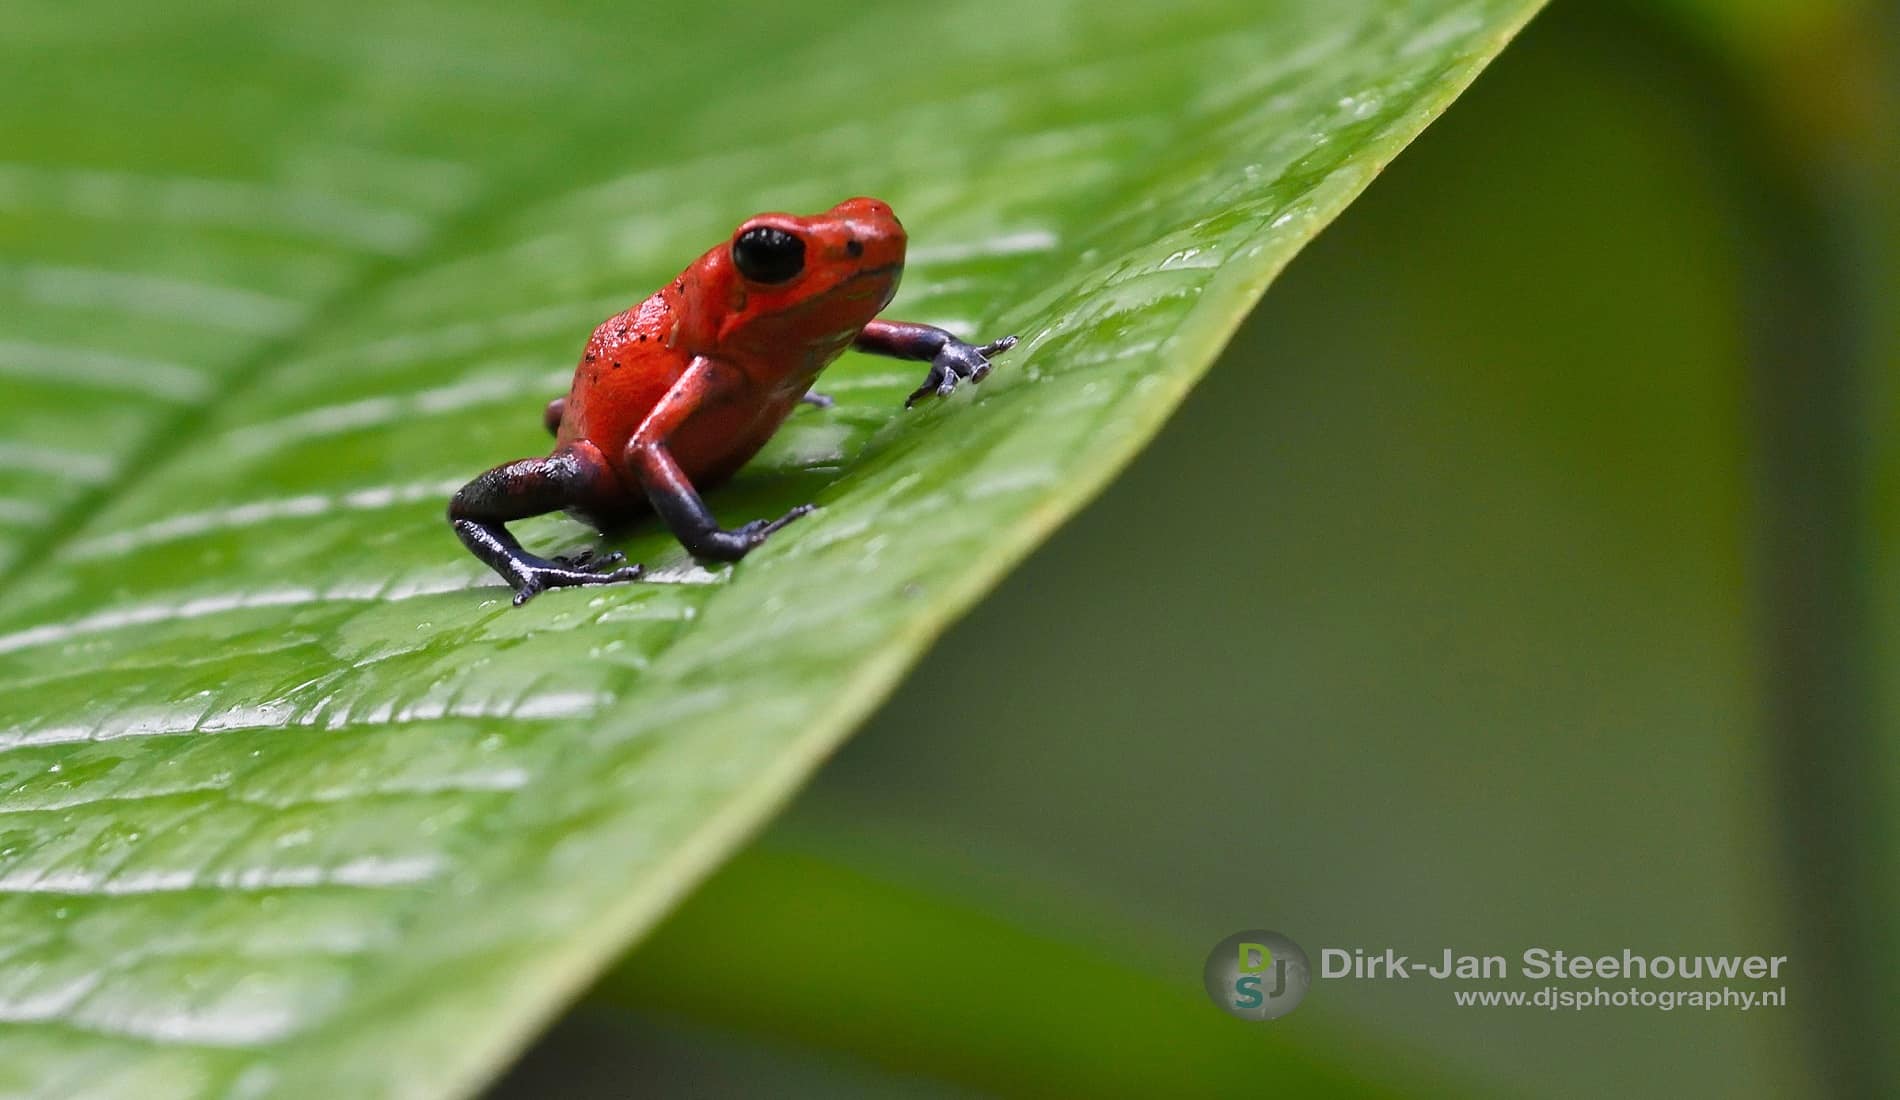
[1203,930,1311,1020]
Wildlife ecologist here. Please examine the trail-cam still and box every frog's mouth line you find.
[840,262,903,305]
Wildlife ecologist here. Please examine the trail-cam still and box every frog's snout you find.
[828,196,906,270]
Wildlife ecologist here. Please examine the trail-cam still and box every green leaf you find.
[0,1,1542,1095]
[593,844,1486,1099]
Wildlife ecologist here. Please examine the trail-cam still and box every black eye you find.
[732,226,805,284]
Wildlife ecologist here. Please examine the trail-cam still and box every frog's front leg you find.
[449,442,643,605]
[854,320,1018,406]
[625,355,814,562]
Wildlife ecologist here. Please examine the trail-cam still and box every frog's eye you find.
[732,226,806,284]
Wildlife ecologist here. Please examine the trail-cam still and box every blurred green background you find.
[495,2,1897,1098]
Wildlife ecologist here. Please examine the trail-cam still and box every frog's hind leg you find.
[448,443,642,605]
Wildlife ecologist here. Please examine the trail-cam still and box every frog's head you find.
[712,197,906,354]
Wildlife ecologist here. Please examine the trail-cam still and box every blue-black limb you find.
[448,446,641,605]
[854,320,1019,406]
[625,355,815,562]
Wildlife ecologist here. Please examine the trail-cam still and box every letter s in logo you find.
[1233,975,1265,1009]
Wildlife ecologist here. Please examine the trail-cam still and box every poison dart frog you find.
[449,197,1017,604]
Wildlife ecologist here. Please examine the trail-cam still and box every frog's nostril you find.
[845,238,864,258]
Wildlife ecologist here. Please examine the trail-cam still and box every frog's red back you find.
[554,197,906,522]
[556,295,683,466]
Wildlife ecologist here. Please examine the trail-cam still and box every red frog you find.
[449,197,1017,604]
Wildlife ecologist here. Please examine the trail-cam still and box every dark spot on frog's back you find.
[584,351,597,363]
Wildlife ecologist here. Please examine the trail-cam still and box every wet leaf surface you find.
[0,0,1542,1095]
